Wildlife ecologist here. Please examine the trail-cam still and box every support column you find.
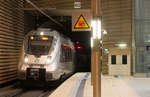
[93,39,101,97]
[91,0,102,97]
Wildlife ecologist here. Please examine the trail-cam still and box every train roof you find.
[39,20,63,32]
[25,21,73,43]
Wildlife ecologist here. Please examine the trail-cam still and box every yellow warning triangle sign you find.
[74,14,90,29]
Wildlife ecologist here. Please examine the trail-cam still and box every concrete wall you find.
[0,0,24,84]
[101,0,132,75]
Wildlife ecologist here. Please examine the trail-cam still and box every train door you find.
[108,48,131,76]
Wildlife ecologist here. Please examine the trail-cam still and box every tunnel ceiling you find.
[24,0,91,16]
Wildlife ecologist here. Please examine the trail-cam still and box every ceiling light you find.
[103,30,107,35]
[119,44,127,48]
[92,19,101,39]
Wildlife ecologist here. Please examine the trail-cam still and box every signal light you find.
[76,41,80,44]
[118,44,127,48]
[76,46,83,50]
[77,46,81,49]
[104,48,109,53]
[30,36,34,40]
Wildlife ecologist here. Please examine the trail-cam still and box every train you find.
[18,21,76,85]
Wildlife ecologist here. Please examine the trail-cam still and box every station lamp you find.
[91,37,93,48]
[118,43,127,48]
[92,19,102,39]
[103,30,107,35]
[91,18,102,48]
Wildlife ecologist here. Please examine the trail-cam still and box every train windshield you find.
[27,36,53,55]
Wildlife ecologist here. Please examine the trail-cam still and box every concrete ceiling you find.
[24,8,91,16]
[24,0,91,16]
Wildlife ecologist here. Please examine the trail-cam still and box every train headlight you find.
[21,65,26,71]
[24,57,29,63]
[46,56,51,64]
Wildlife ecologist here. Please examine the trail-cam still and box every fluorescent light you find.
[103,30,107,35]
[119,44,127,48]
[91,19,101,39]
[92,21,96,39]
[91,37,93,48]
[97,20,101,39]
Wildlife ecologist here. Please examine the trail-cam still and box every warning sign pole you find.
[91,0,102,97]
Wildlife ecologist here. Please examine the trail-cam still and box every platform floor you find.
[49,73,150,97]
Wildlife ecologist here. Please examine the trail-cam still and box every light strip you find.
[92,21,96,39]
[119,44,127,48]
[97,20,101,39]
[92,19,101,39]
[91,37,93,48]
[103,30,107,35]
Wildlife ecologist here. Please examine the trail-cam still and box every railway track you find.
[0,82,56,97]
[38,89,54,97]
[0,88,54,97]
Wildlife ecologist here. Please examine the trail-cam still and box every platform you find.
[49,73,150,97]
[49,73,92,97]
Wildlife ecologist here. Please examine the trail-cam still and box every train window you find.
[66,47,72,62]
[60,46,65,62]
[28,36,53,55]
[111,55,116,64]
[69,48,72,60]
[60,45,72,62]
[122,55,127,64]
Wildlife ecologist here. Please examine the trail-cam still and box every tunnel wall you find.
[0,0,25,84]
[101,0,132,75]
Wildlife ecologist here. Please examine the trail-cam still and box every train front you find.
[18,29,61,83]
